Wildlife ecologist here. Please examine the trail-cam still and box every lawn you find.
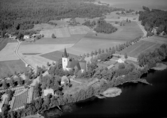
[0,60,27,78]
[12,90,28,110]
[119,40,161,58]
[41,51,79,62]
[85,21,143,41]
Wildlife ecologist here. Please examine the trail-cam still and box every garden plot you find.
[11,89,28,111]
[0,42,19,61]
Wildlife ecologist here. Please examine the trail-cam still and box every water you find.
[46,69,167,118]
[100,0,167,10]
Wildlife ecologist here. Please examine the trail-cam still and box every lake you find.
[100,0,167,10]
[44,69,167,118]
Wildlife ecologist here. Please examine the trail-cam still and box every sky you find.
[99,0,167,10]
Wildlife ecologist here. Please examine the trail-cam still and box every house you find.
[61,76,69,86]
[117,58,125,63]
[43,88,54,96]
[62,48,87,72]
[23,35,30,40]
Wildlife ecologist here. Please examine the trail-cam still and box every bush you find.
[52,34,56,38]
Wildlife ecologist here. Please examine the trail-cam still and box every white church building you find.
[62,48,87,73]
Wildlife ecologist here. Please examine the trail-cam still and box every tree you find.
[124,53,128,59]
[2,80,8,89]
[52,34,56,38]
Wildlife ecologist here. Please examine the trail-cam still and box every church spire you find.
[63,48,68,58]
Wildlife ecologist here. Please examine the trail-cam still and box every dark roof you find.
[67,58,80,70]
[62,48,68,58]
[79,61,87,71]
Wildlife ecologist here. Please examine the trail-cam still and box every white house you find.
[23,35,30,40]
[117,58,125,63]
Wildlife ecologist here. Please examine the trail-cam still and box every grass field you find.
[66,38,124,55]
[0,42,19,61]
[85,21,143,41]
[0,38,9,51]
[119,40,161,58]
[41,51,79,62]
[141,36,167,44]
[19,44,73,54]
[0,60,27,78]
[12,90,28,110]
[22,34,85,45]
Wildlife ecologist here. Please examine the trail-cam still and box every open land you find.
[0,60,27,78]
[118,36,167,58]
[0,42,19,61]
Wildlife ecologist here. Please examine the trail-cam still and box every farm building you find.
[23,35,30,40]
[61,76,69,86]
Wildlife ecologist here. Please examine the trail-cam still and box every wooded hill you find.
[0,0,117,34]
[139,6,167,36]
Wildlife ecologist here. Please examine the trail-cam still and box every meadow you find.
[0,60,27,78]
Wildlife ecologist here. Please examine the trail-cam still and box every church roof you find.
[62,48,68,58]
[67,58,80,70]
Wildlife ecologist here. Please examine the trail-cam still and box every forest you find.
[94,18,117,34]
[139,6,167,36]
[0,0,117,35]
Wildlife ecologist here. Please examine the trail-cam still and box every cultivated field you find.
[119,40,161,58]
[66,38,124,55]
[141,36,167,44]
[0,60,27,78]
[23,55,54,68]
[0,42,19,61]
[68,26,90,35]
[12,90,28,111]
[0,38,9,51]
[41,51,79,62]
[22,34,85,45]
[19,44,74,54]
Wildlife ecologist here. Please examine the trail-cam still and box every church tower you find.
[62,48,70,71]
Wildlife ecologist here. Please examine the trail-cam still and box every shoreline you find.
[152,63,167,71]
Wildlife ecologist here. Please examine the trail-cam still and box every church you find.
[62,48,87,73]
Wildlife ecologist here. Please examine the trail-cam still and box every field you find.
[0,42,19,61]
[141,36,167,44]
[119,40,161,58]
[12,90,28,111]
[41,51,79,62]
[0,60,27,78]
[0,38,9,51]
[19,44,73,54]
[85,21,143,41]
[22,34,85,45]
